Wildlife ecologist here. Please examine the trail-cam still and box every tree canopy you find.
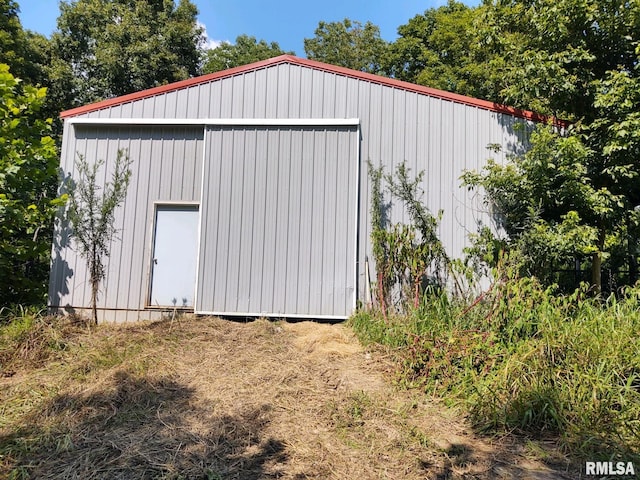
[0,0,50,87]
[202,34,292,74]
[384,1,496,99]
[304,19,389,74]
[48,0,204,108]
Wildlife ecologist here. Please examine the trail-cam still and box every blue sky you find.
[18,0,478,56]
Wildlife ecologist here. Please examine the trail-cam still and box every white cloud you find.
[197,21,228,50]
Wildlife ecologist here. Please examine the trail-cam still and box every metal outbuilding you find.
[48,55,547,322]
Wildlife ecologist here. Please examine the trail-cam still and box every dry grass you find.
[0,316,577,479]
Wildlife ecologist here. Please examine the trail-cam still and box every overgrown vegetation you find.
[368,161,454,318]
[354,161,640,462]
[351,267,640,461]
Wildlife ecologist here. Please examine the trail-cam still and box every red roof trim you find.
[60,54,567,126]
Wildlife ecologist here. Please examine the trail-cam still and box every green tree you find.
[202,34,293,74]
[49,0,204,109]
[67,150,132,325]
[385,1,494,98]
[478,0,639,120]
[458,0,640,293]
[0,0,50,87]
[304,18,389,73]
[0,64,62,306]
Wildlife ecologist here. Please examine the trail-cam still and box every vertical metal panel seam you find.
[270,129,281,309]
[330,130,338,314]
[353,124,361,311]
[275,66,280,119]
[361,81,372,291]
[230,74,236,118]
[221,129,237,306]
[260,129,270,309]
[75,130,87,306]
[439,101,444,228]
[251,73,258,117]
[178,127,186,198]
[320,129,327,311]
[413,94,420,177]
[307,130,316,312]
[211,129,224,309]
[132,127,146,309]
[234,129,247,312]
[166,130,174,199]
[282,127,295,310]
[194,126,206,312]
[293,129,302,311]
[141,128,153,306]
[195,84,202,119]
[119,128,135,309]
[284,67,291,117]
[248,128,258,311]
[296,130,306,312]
[239,74,246,118]
[296,65,303,117]
[102,128,117,308]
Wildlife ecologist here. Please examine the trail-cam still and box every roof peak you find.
[60,54,563,126]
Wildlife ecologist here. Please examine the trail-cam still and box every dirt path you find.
[0,317,577,479]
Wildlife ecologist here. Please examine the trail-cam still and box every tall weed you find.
[349,282,640,460]
[0,311,82,373]
[473,287,640,458]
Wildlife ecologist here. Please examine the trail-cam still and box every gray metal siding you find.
[197,126,358,317]
[49,125,203,320]
[58,61,534,319]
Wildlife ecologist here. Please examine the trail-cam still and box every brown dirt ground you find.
[0,316,579,479]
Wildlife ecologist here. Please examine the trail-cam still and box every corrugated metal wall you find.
[53,61,533,320]
[197,126,359,318]
[49,125,203,322]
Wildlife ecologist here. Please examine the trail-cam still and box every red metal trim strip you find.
[60,54,567,126]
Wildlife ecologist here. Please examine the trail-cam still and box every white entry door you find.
[150,205,199,307]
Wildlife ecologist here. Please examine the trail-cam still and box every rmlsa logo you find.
[585,461,635,476]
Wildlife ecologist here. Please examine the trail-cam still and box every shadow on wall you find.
[497,112,537,158]
[48,169,74,311]
[0,370,291,479]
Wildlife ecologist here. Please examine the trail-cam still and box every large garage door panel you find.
[196,126,358,318]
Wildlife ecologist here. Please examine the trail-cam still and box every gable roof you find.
[60,55,561,125]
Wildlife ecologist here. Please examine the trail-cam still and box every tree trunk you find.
[628,213,638,285]
[591,251,602,295]
[91,246,98,326]
[91,282,98,326]
[591,228,606,295]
